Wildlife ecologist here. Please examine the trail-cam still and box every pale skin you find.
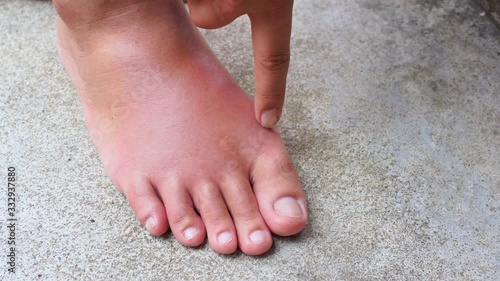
[54,0,307,255]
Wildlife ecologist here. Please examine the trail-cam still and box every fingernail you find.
[249,230,268,244]
[217,232,233,244]
[274,197,303,218]
[145,216,156,231]
[261,108,278,128]
[183,227,199,240]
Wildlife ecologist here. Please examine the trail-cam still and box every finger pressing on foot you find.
[158,181,207,247]
[191,182,238,254]
[251,146,308,236]
[123,176,169,236]
[249,2,293,128]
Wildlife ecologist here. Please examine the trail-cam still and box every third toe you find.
[191,182,238,254]
[157,181,206,247]
[219,175,273,255]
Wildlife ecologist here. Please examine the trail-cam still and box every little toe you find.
[191,182,237,254]
[220,174,273,255]
[157,181,206,247]
[122,176,169,236]
[251,145,308,236]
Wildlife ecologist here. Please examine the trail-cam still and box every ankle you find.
[55,0,199,58]
[53,0,168,30]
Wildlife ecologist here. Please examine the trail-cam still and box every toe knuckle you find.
[232,211,258,223]
[273,155,296,179]
[170,211,191,225]
[230,199,259,221]
[205,215,227,227]
[196,182,220,202]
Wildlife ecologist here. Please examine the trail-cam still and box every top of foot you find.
[55,0,307,255]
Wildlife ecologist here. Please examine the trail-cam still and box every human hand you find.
[187,0,293,128]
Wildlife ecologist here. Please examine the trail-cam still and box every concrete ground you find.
[1,0,499,280]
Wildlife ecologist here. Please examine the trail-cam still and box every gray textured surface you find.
[1,0,500,280]
[473,0,500,26]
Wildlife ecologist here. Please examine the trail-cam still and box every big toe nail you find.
[273,197,303,218]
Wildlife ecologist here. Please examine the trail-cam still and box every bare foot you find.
[54,0,307,255]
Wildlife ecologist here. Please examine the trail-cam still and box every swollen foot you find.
[55,0,307,255]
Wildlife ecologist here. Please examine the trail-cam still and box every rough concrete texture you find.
[473,0,500,26]
[474,0,498,13]
[1,0,499,280]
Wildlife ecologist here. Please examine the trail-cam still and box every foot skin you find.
[55,0,307,255]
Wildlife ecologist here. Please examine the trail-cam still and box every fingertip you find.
[260,108,279,128]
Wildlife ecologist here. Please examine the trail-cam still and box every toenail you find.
[261,108,278,128]
[217,232,233,244]
[274,197,303,218]
[145,216,156,231]
[249,230,268,244]
[183,227,199,240]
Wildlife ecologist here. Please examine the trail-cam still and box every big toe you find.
[251,143,308,236]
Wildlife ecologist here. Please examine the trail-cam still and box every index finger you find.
[248,0,293,128]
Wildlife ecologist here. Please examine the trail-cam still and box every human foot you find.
[54,0,307,255]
